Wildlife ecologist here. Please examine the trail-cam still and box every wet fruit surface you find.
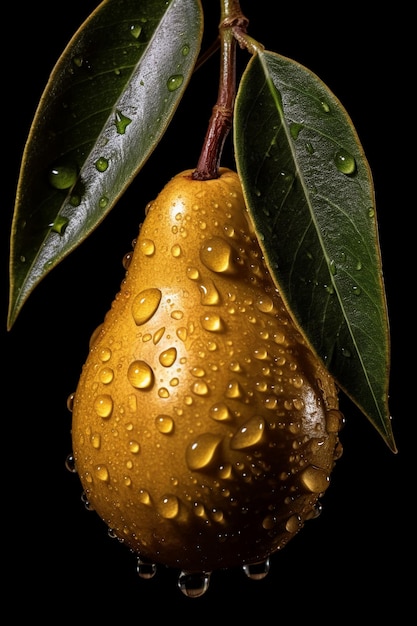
[71,168,343,572]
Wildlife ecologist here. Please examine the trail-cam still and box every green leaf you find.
[234,51,395,452]
[8,0,203,329]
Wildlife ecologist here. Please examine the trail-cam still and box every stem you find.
[192,0,249,181]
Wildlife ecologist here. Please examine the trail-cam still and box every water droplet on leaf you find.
[167,74,184,91]
[48,162,77,189]
[50,215,69,235]
[115,110,132,134]
[95,157,109,172]
[334,149,357,175]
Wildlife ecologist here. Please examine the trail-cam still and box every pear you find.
[71,168,343,573]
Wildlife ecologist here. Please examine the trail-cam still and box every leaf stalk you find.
[192,0,249,180]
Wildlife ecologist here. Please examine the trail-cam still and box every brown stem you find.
[192,1,249,181]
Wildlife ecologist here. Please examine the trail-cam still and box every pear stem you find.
[192,1,249,181]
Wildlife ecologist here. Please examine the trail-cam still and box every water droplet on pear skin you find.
[127,360,154,389]
[131,288,162,325]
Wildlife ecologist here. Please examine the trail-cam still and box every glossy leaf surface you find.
[8,0,203,329]
[234,51,395,451]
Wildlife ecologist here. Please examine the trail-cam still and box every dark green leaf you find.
[8,0,203,329]
[234,51,395,451]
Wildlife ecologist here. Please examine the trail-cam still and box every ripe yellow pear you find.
[71,168,343,573]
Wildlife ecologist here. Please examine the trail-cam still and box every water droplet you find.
[187,266,200,280]
[48,162,77,189]
[115,110,132,134]
[167,74,184,91]
[177,327,188,341]
[178,571,211,598]
[230,416,265,450]
[300,465,330,493]
[200,237,235,273]
[243,558,270,580]
[209,402,232,422]
[305,142,315,154]
[99,367,114,384]
[286,514,302,533]
[153,327,165,344]
[50,215,69,235]
[99,196,109,209]
[201,313,225,332]
[191,381,209,396]
[127,360,154,389]
[320,100,330,113]
[159,494,180,519]
[95,465,110,482]
[129,440,141,454]
[334,149,356,175]
[290,122,303,139]
[99,347,112,362]
[94,394,113,419]
[158,387,170,398]
[181,44,190,56]
[191,367,206,377]
[352,285,362,296]
[137,557,157,579]
[122,252,133,270]
[131,288,162,325]
[140,238,155,256]
[186,433,223,471]
[72,55,83,68]
[91,433,101,449]
[225,380,244,399]
[95,157,109,172]
[65,453,76,473]
[67,394,75,414]
[171,244,182,257]
[130,24,142,39]
[255,295,274,313]
[159,347,177,367]
[326,409,344,433]
[199,280,221,305]
[155,415,175,434]
[138,489,151,505]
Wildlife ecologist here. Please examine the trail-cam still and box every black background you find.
[3,1,409,620]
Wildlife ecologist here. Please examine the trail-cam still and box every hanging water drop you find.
[243,558,270,580]
[65,453,76,473]
[177,571,211,598]
[136,557,157,579]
